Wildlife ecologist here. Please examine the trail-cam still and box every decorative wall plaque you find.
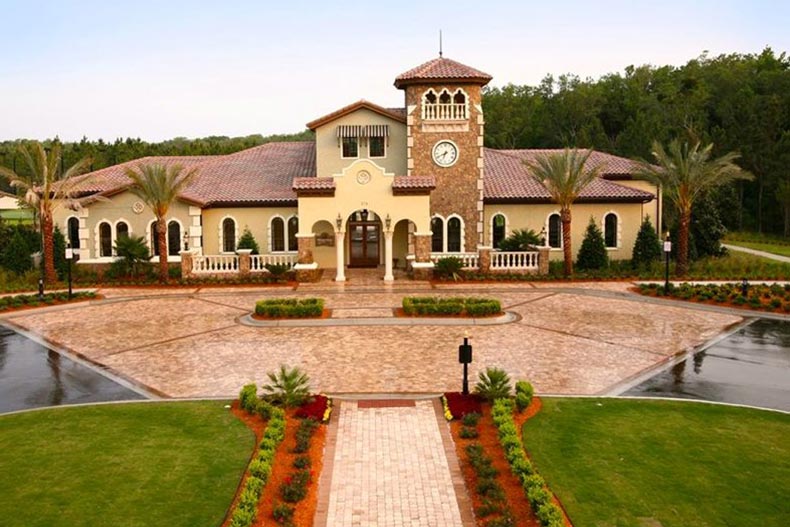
[356,170,371,185]
[132,201,145,214]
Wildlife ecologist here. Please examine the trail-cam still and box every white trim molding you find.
[219,215,238,254]
[546,211,563,250]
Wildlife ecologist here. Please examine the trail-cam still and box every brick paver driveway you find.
[1,281,742,397]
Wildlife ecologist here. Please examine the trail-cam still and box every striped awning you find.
[335,124,390,138]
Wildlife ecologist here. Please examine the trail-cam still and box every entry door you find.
[348,222,380,267]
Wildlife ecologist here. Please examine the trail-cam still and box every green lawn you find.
[0,401,254,527]
[726,240,790,258]
[523,398,790,527]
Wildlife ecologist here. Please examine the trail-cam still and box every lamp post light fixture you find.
[458,332,473,395]
[336,213,343,232]
[663,231,672,293]
[539,226,547,247]
[65,241,73,300]
[385,213,392,231]
[183,232,189,251]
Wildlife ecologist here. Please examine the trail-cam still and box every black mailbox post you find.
[458,334,473,395]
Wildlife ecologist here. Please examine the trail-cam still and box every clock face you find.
[432,140,459,167]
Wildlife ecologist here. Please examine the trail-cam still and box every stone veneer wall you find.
[405,83,485,253]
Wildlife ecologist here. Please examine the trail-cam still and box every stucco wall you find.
[483,202,649,261]
[201,206,298,255]
[314,108,407,178]
[614,179,662,230]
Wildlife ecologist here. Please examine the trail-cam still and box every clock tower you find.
[395,56,492,253]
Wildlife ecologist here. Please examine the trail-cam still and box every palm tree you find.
[124,163,198,283]
[638,139,751,276]
[0,141,92,283]
[524,149,602,276]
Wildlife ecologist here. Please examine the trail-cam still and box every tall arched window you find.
[271,217,285,252]
[548,213,562,248]
[99,222,112,257]
[287,217,299,252]
[67,217,80,249]
[604,213,618,248]
[492,214,506,249]
[167,221,180,256]
[447,217,462,252]
[116,221,129,240]
[222,218,236,252]
[431,217,444,252]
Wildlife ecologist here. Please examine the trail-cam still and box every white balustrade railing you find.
[422,103,467,121]
[250,253,297,272]
[430,252,479,270]
[491,251,539,270]
[192,254,239,274]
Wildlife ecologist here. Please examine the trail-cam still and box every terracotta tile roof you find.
[394,57,493,88]
[72,156,212,196]
[292,177,334,191]
[181,142,315,206]
[392,175,435,189]
[306,100,407,130]
[484,149,655,203]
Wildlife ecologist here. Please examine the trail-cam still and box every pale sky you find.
[1,0,787,142]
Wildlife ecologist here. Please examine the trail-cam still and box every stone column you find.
[237,249,252,276]
[478,246,491,273]
[411,233,434,280]
[335,231,346,282]
[538,246,550,275]
[384,230,394,282]
[294,234,319,282]
[179,250,193,279]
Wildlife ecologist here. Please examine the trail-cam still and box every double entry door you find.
[348,221,380,267]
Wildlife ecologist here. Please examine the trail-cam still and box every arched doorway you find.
[348,209,381,267]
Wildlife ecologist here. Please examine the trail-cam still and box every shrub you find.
[402,296,500,317]
[272,502,294,526]
[293,455,311,469]
[576,217,608,270]
[462,412,481,427]
[262,365,311,407]
[279,469,310,503]
[255,298,324,318]
[294,394,330,421]
[1,229,33,275]
[112,235,151,277]
[239,383,259,413]
[434,256,463,281]
[497,228,541,251]
[515,381,534,412]
[459,426,479,439]
[293,417,319,453]
[632,215,662,268]
[237,227,260,254]
[249,459,271,481]
[474,367,512,401]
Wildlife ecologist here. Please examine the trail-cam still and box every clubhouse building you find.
[58,56,660,281]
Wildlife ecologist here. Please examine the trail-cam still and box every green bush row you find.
[230,387,288,527]
[0,291,96,311]
[639,282,790,312]
[491,398,564,527]
[402,296,501,316]
[254,298,324,318]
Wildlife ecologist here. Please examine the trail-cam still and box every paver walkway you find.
[722,243,790,263]
[317,399,471,527]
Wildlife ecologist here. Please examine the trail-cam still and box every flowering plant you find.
[295,394,332,423]
[443,392,483,420]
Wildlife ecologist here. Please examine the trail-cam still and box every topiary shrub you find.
[474,367,512,401]
[576,217,608,270]
[632,215,662,268]
[237,227,260,255]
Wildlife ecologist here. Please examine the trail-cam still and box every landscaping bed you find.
[401,296,502,317]
[522,398,790,527]
[253,298,328,319]
[636,282,790,313]
[0,291,98,312]
[0,401,253,527]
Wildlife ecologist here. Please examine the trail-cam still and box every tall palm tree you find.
[0,141,92,283]
[124,163,198,283]
[524,149,602,276]
[638,139,751,276]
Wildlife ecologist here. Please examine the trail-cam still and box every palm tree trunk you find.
[561,207,573,277]
[677,208,691,276]
[157,218,168,283]
[41,211,57,283]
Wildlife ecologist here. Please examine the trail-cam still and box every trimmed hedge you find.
[230,386,288,527]
[402,296,501,317]
[491,398,565,527]
[0,291,96,311]
[254,298,324,318]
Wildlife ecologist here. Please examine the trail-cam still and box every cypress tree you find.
[631,215,662,268]
[237,227,260,255]
[577,217,608,270]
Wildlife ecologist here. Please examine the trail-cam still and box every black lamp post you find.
[65,241,73,300]
[458,333,473,395]
[663,231,672,293]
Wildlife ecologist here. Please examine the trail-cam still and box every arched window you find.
[453,91,466,104]
[431,217,444,252]
[67,217,80,249]
[167,221,180,256]
[116,221,129,240]
[287,217,299,252]
[271,217,285,252]
[222,218,236,253]
[439,90,451,104]
[447,217,462,252]
[604,213,618,248]
[548,214,562,248]
[492,214,506,249]
[99,222,112,257]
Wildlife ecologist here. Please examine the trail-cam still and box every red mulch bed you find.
[631,286,790,314]
[393,308,503,318]
[450,402,539,527]
[251,308,332,321]
[254,410,326,527]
